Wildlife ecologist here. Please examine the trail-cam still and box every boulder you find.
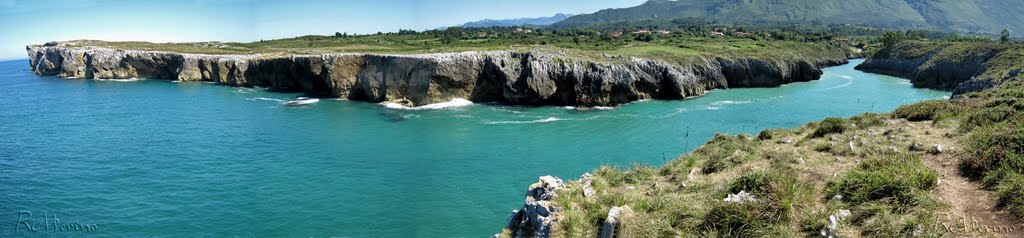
[505,176,564,238]
[599,206,633,238]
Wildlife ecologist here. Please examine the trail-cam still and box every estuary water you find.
[0,59,947,237]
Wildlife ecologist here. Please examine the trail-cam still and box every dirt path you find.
[909,121,1024,237]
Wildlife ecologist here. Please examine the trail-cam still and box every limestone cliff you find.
[855,42,1023,97]
[27,43,849,107]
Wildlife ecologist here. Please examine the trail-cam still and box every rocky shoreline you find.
[854,42,1021,97]
[28,43,853,107]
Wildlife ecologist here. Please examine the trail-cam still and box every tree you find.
[880,31,905,49]
[335,32,342,38]
[1002,28,1011,44]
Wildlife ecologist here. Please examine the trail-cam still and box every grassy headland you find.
[46,25,863,66]
[501,41,1024,237]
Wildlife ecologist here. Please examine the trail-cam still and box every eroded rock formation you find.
[504,176,564,238]
[28,43,849,107]
[854,43,1021,97]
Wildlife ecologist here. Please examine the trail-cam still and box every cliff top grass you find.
[42,32,854,66]
[881,40,1024,80]
[500,42,1024,237]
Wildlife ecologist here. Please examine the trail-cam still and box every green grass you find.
[826,153,938,211]
[697,134,757,173]
[892,100,954,122]
[497,41,1024,237]
[45,32,854,67]
[809,117,847,138]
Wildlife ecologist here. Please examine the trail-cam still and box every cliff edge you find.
[27,42,851,107]
[855,41,1023,97]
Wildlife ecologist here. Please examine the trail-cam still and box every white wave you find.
[483,117,564,125]
[283,97,320,107]
[710,100,752,106]
[563,106,616,111]
[839,75,854,80]
[706,106,722,110]
[814,77,854,91]
[94,78,142,82]
[247,97,285,102]
[381,98,473,110]
[232,89,255,94]
[897,81,913,86]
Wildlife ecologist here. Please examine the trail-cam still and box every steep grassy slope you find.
[499,43,1024,237]
[553,0,1023,36]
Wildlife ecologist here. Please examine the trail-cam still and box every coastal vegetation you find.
[552,0,1024,39]
[56,22,875,65]
[501,41,1024,237]
[24,6,1024,235]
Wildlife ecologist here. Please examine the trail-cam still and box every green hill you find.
[553,0,1022,36]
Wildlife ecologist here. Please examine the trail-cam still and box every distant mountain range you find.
[552,0,1023,36]
[447,13,573,29]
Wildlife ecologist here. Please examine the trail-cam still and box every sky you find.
[0,0,646,60]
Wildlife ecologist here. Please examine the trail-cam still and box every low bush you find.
[757,128,786,141]
[705,171,812,236]
[892,100,952,121]
[959,107,1012,132]
[959,126,1024,178]
[849,112,885,128]
[699,134,756,173]
[810,117,847,138]
[995,172,1024,218]
[826,153,937,212]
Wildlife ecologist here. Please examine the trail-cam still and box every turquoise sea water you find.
[0,59,947,237]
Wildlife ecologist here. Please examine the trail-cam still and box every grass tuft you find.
[810,117,847,138]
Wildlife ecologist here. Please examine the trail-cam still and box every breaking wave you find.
[381,98,473,110]
[483,117,564,125]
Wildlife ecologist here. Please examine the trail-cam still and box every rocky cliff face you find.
[27,44,849,107]
[854,42,1018,96]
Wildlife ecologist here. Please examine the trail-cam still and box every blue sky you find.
[1,0,645,60]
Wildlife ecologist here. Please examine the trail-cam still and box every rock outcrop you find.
[855,42,1022,97]
[504,176,564,238]
[27,43,850,107]
[598,206,633,238]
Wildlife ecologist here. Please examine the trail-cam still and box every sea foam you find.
[483,117,564,125]
[381,98,473,110]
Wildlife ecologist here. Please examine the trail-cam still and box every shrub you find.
[826,153,937,212]
[703,202,776,237]
[995,172,1024,218]
[813,143,833,153]
[892,100,952,121]
[729,172,771,195]
[959,126,1024,178]
[959,107,1011,132]
[849,113,884,128]
[706,171,811,236]
[810,117,847,138]
[699,134,756,173]
[757,128,788,141]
